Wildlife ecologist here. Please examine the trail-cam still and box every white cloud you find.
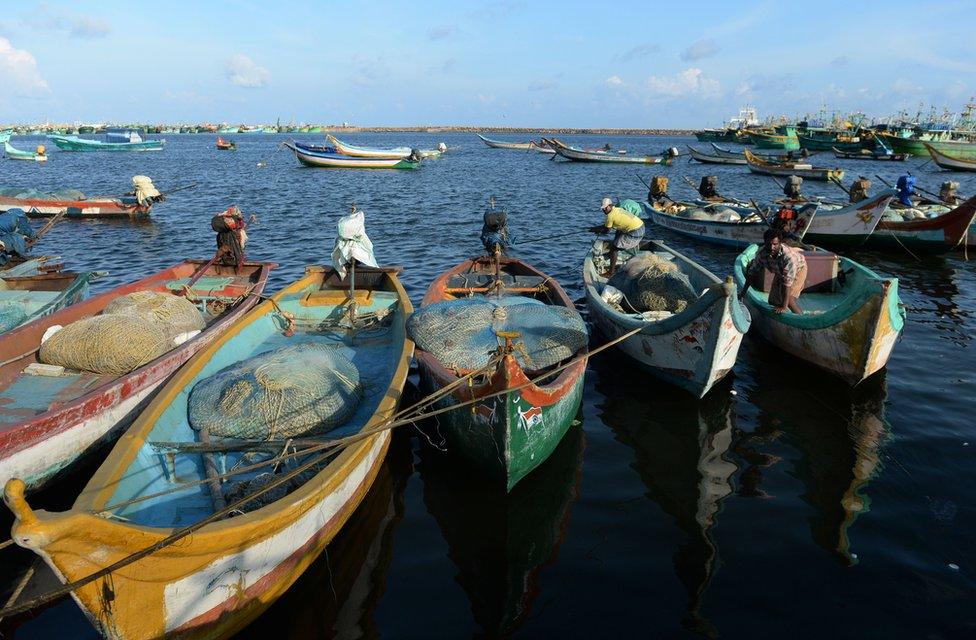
[0,37,48,96]
[225,54,269,88]
[680,39,718,61]
[605,75,624,87]
[646,68,720,98]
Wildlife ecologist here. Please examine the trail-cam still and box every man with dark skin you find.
[740,228,807,314]
[590,197,645,277]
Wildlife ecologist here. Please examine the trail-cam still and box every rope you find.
[0,325,643,618]
[0,561,36,624]
[0,538,14,551]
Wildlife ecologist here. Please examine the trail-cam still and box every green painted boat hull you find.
[750,134,799,150]
[925,139,976,160]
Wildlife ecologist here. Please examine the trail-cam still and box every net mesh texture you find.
[608,253,697,313]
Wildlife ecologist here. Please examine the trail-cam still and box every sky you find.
[0,0,973,127]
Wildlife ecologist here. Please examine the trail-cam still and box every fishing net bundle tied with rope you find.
[407,296,588,371]
[39,291,205,375]
[608,253,697,314]
[187,343,363,440]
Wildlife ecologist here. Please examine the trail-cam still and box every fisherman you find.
[590,197,645,277]
[741,228,807,314]
[698,175,723,202]
[893,174,916,208]
[211,205,248,270]
[939,181,961,206]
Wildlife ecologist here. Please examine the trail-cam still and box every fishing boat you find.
[0,178,163,219]
[733,246,904,385]
[924,143,976,172]
[327,134,443,159]
[283,142,420,169]
[47,134,165,152]
[694,128,736,143]
[0,259,273,494]
[3,263,411,639]
[924,138,976,161]
[583,239,750,397]
[0,267,97,335]
[744,148,844,181]
[798,133,863,152]
[867,194,976,254]
[801,192,896,248]
[215,137,236,150]
[477,134,535,150]
[639,200,819,248]
[746,130,799,151]
[531,139,557,154]
[4,141,47,162]
[687,145,746,165]
[551,139,666,164]
[0,132,10,145]
[710,142,818,162]
[832,147,908,161]
[413,256,587,491]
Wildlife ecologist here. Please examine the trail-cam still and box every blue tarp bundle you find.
[0,209,35,264]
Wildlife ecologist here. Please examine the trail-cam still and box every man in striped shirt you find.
[743,228,807,314]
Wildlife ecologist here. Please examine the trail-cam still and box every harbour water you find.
[1,133,974,638]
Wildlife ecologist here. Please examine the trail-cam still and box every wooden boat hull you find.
[687,145,745,165]
[876,132,942,157]
[284,142,419,169]
[0,270,96,335]
[0,260,273,493]
[801,192,894,249]
[694,129,735,143]
[583,240,750,397]
[924,143,976,172]
[639,201,818,248]
[733,246,904,385]
[799,135,862,152]
[0,195,150,219]
[327,134,412,159]
[925,139,976,161]
[553,144,664,164]
[3,265,413,640]
[832,148,908,161]
[476,134,534,150]
[867,195,976,254]
[414,257,586,491]
[747,131,799,150]
[744,149,844,181]
[47,135,165,152]
[5,142,46,162]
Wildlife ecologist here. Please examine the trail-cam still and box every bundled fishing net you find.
[0,302,27,333]
[188,343,363,440]
[407,295,587,370]
[39,315,171,375]
[104,290,204,340]
[0,187,87,201]
[608,253,697,314]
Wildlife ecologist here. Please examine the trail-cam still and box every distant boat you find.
[831,147,908,161]
[283,141,420,169]
[216,137,236,150]
[48,133,165,152]
[550,139,667,164]
[744,148,844,181]
[687,145,745,165]
[477,134,536,150]
[4,141,47,162]
[924,142,976,172]
[327,134,443,159]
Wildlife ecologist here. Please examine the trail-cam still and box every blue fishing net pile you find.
[407,296,588,370]
[188,342,363,440]
[0,302,27,333]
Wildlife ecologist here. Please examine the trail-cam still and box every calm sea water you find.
[1,134,974,639]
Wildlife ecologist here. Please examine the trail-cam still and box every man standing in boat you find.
[591,197,645,276]
[742,228,807,314]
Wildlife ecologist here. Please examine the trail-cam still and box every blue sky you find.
[0,0,973,127]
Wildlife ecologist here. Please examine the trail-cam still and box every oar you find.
[635,173,651,191]
[748,199,772,227]
[26,210,66,248]
[877,173,950,205]
[830,177,852,199]
[164,183,198,197]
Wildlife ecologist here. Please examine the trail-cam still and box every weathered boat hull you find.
[47,135,165,152]
[284,142,419,169]
[832,148,908,161]
[694,129,736,143]
[553,144,664,164]
[4,142,46,162]
[925,139,976,161]
[583,240,750,397]
[687,145,745,165]
[639,201,818,248]
[477,134,534,150]
[0,260,273,493]
[801,192,894,249]
[733,246,904,385]
[744,149,844,181]
[799,135,862,152]
[924,143,976,172]
[748,131,799,150]
[0,195,150,219]
[867,195,976,254]
[876,132,950,157]
[0,270,96,335]
[3,265,413,639]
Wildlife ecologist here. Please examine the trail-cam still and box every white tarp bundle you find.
[331,210,377,278]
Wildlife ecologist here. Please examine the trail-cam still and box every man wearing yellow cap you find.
[592,197,645,276]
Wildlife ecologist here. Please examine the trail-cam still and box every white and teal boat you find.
[47,133,165,152]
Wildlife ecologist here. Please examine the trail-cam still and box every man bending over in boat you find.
[590,197,645,277]
[741,228,806,314]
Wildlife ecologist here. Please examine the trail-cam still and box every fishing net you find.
[0,303,27,333]
[104,291,204,340]
[407,295,587,371]
[39,315,171,375]
[608,253,696,314]
[187,343,363,440]
[0,187,87,200]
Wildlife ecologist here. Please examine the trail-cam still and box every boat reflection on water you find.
[742,341,890,565]
[417,423,585,637]
[592,352,737,637]
[238,431,412,640]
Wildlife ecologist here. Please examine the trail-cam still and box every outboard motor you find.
[896,174,916,207]
[850,176,871,203]
[480,209,510,254]
[699,175,719,200]
[940,180,960,205]
[783,175,803,200]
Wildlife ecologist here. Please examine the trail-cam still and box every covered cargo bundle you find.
[187,343,363,440]
[132,176,162,206]
[39,315,171,375]
[608,253,697,313]
[407,295,587,371]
